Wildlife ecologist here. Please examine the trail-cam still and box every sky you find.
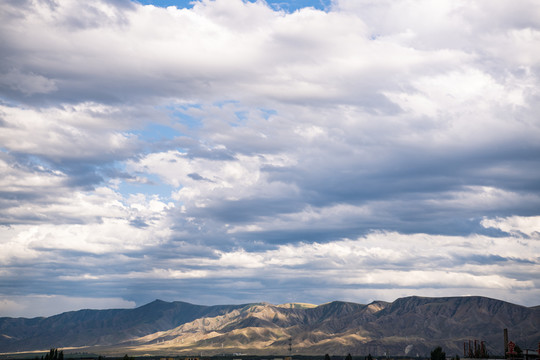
[0,0,539,318]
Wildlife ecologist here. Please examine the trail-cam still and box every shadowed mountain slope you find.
[0,300,246,352]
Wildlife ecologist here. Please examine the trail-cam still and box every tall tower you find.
[504,328,509,358]
[289,337,292,356]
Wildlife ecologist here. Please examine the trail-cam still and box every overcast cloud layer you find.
[0,0,539,318]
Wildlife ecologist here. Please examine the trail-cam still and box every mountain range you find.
[1,296,538,357]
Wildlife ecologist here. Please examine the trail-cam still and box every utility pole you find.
[504,328,509,358]
[288,337,292,357]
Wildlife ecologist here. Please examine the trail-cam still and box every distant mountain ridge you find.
[1,296,538,357]
[0,301,246,353]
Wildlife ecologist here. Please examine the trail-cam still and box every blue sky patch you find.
[135,0,331,12]
[134,123,181,142]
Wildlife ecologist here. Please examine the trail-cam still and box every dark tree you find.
[346,354,353,360]
[367,354,373,360]
[43,348,63,360]
[431,346,446,360]
[325,354,331,360]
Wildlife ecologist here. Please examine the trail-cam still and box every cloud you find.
[0,190,174,262]
[0,0,485,107]
[0,103,141,161]
[6,218,537,316]
[0,0,539,316]
[0,69,57,96]
[481,216,540,238]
